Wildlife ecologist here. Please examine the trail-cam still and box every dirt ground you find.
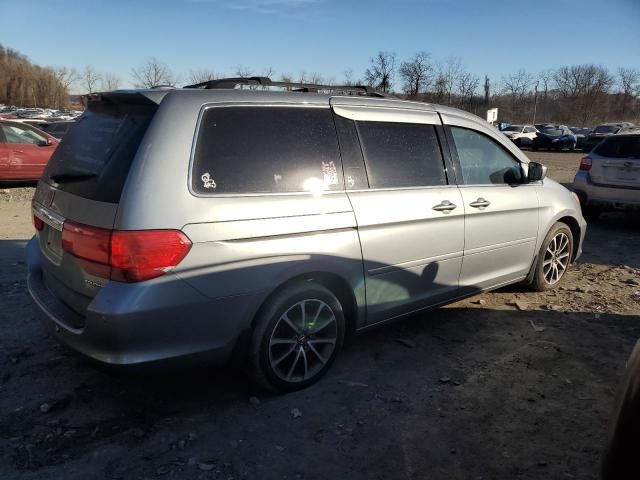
[1,152,639,480]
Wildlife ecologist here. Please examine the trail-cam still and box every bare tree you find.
[618,67,640,116]
[131,58,177,88]
[102,72,121,91]
[438,57,463,106]
[188,69,221,84]
[501,69,535,99]
[234,65,253,78]
[262,66,275,79]
[81,66,102,94]
[538,69,554,120]
[54,66,79,91]
[307,72,323,84]
[364,51,396,93]
[457,72,480,110]
[342,69,355,86]
[399,51,434,97]
[554,64,614,124]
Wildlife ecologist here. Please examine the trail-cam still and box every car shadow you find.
[2,303,637,479]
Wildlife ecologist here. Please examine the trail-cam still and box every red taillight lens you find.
[61,221,191,282]
[579,156,592,171]
[110,230,192,282]
[33,214,44,231]
[62,221,112,278]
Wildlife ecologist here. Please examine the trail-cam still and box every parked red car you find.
[0,120,59,181]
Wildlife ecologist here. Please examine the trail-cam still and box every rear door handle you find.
[469,198,491,209]
[432,200,457,213]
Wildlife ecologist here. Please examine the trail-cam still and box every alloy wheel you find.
[268,299,338,383]
[543,232,571,284]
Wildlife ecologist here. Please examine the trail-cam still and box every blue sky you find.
[2,0,639,92]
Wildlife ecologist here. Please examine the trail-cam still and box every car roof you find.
[102,87,488,123]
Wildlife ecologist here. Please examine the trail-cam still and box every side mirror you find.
[528,162,547,182]
[39,138,54,147]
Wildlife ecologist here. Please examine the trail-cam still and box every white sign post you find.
[486,108,498,124]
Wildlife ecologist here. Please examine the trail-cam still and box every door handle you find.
[469,198,491,209]
[432,200,457,213]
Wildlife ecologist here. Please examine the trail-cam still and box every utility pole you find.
[532,80,539,125]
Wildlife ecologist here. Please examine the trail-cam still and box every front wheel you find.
[530,223,574,291]
[249,281,345,392]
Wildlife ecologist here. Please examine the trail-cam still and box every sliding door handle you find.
[469,198,491,209]
[432,200,457,213]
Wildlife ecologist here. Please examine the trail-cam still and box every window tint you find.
[594,125,619,134]
[44,103,156,203]
[2,124,46,145]
[334,114,368,189]
[192,107,342,194]
[356,121,446,188]
[451,127,523,185]
[594,136,640,159]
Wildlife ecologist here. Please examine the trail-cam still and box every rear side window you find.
[355,121,446,188]
[192,107,342,194]
[45,103,156,203]
[450,127,522,185]
[1,123,46,145]
[594,136,640,158]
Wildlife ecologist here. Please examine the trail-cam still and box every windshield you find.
[44,102,156,203]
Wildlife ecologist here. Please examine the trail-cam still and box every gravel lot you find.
[1,152,639,480]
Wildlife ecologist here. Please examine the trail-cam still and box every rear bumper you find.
[573,172,640,210]
[26,237,257,367]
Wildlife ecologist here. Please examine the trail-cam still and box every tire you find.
[530,223,574,292]
[249,281,345,393]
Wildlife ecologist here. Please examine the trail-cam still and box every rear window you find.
[192,106,342,194]
[594,125,619,134]
[594,136,640,158]
[44,102,156,203]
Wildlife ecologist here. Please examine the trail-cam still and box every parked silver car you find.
[573,134,640,219]
[26,78,586,392]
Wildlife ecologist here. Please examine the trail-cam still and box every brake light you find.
[579,156,592,171]
[110,230,192,282]
[61,221,191,282]
[33,214,44,231]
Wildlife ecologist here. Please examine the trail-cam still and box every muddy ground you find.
[1,151,639,480]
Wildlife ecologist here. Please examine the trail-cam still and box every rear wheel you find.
[530,223,573,291]
[249,281,345,392]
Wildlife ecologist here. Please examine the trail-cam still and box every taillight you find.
[61,222,191,282]
[33,214,44,231]
[110,230,192,282]
[62,221,111,278]
[579,156,592,171]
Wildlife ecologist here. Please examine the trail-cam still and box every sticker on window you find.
[321,161,338,186]
[201,172,217,189]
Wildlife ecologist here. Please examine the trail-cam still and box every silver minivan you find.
[27,78,586,392]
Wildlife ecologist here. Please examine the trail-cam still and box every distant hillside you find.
[0,44,69,109]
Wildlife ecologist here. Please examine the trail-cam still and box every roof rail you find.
[183,76,388,98]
